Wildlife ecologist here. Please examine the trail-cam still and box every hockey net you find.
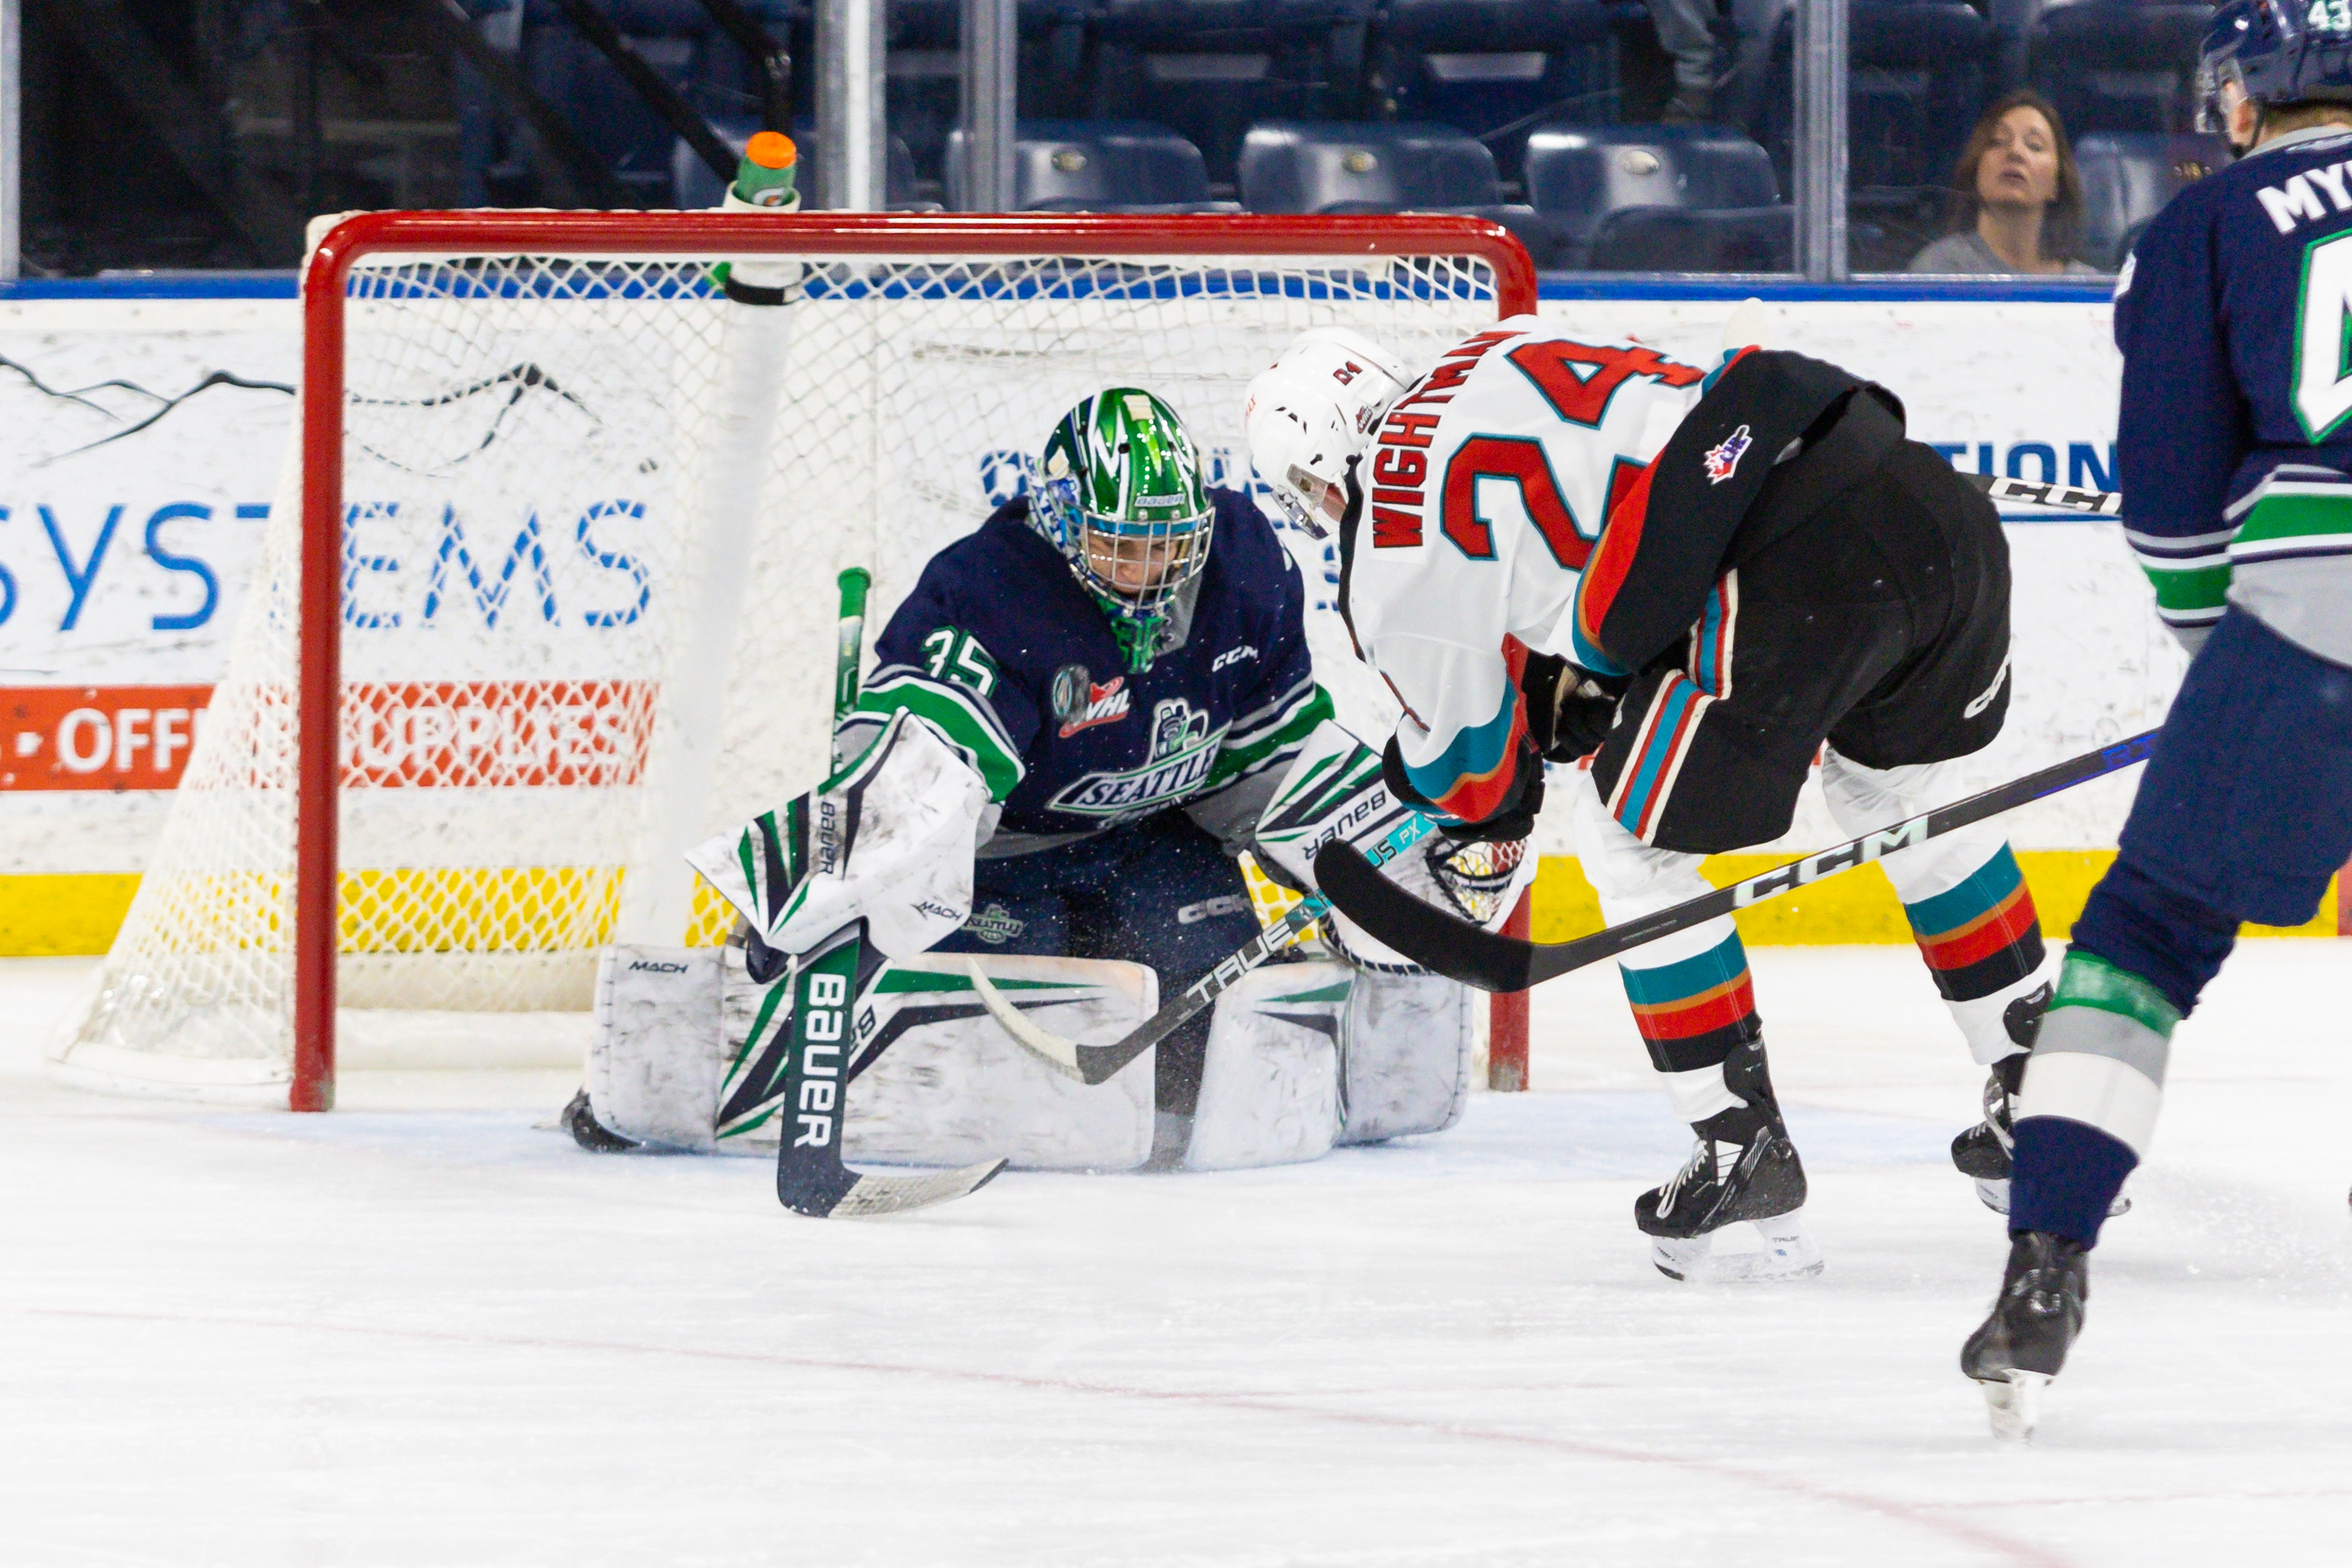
[48,212,1533,1109]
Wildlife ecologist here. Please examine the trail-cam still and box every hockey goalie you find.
[565,387,1528,1173]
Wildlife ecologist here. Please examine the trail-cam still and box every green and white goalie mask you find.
[1033,388,1214,673]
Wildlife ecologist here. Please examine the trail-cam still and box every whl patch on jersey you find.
[1702,423,1753,485]
[1051,665,1131,737]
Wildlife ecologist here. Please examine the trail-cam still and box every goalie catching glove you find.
[685,710,990,960]
[1253,720,1534,971]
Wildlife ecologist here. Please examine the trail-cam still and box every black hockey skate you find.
[561,1088,642,1152]
[1962,1230,2088,1440]
[1636,1043,1820,1283]
[1952,985,2127,1218]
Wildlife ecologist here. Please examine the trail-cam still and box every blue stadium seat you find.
[2030,0,2209,135]
[1237,121,1565,266]
[885,0,1093,187]
[1523,125,1780,267]
[671,118,923,208]
[1089,0,1378,187]
[516,0,732,205]
[2074,131,2227,269]
[1764,1,1990,196]
[944,121,1243,210]
[1367,0,1621,180]
[1584,205,1793,270]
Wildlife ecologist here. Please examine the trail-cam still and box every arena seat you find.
[1762,0,1991,267]
[883,0,1093,184]
[943,121,1245,210]
[517,0,731,205]
[2029,0,2209,135]
[1583,205,1794,271]
[1367,0,1621,181]
[1237,121,1565,266]
[2074,131,2228,269]
[1523,125,1780,268]
[1089,0,1378,186]
[670,118,923,209]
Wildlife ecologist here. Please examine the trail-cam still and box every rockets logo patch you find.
[1702,423,1753,485]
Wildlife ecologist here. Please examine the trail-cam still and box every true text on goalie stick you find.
[968,808,1440,1087]
[770,567,1007,1218]
[1313,730,2158,993]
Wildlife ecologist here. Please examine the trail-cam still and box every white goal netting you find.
[49,229,1514,1106]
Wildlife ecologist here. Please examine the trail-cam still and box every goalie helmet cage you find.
[47,211,1538,1112]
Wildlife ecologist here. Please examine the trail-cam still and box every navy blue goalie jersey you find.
[2116,124,2352,650]
[838,487,1332,854]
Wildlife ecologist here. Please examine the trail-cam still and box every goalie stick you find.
[967,811,1439,1087]
[771,567,1007,1218]
[1312,730,2158,993]
[1961,471,2121,517]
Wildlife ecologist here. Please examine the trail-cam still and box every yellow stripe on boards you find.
[0,855,2334,958]
[0,870,751,956]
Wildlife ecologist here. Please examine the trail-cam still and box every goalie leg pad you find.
[832,951,1158,1171]
[1337,969,1474,1144]
[587,945,725,1152]
[1184,960,1352,1171]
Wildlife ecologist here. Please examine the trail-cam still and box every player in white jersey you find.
[1246,317,2058,1280]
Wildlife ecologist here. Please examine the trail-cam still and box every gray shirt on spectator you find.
[1907,231,2101,274]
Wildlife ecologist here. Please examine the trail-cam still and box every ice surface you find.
[4,944,2350,1566]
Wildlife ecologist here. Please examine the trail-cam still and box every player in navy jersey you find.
[1961,0,2352,1438]
[832,388,1332,1156]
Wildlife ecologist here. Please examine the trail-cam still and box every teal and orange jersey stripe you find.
[1903,846,2045,1001]
[1617,931,1762,1073]
[1402,684,1529,826]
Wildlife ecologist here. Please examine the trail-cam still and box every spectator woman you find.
[1909,91,2099,274]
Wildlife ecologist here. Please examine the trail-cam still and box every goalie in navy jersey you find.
[1959,0,2352,1437]
[575,388,1497,1171]
[829,387,1327,1155]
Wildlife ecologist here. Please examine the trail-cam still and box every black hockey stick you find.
[970,813,1439,1087]
[764,569,1005,1217]
[1312,730,2158,993]
[1961,472,2121,517]
[773,922,1007,1218]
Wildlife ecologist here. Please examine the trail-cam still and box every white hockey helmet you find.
[1243,326,1414,538]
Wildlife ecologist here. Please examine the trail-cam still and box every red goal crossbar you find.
[295,212,1540,1109]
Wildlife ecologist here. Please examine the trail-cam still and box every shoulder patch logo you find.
[1702,423,1753,485]
[1210,644,1259,673]
[1052,663,1131,738]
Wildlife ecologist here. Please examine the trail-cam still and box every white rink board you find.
[0,293,2159,875]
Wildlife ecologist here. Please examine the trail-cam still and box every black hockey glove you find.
[1520,651,1628,763]
[1381,732,1545,846]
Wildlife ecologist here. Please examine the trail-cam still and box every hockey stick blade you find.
[1314,730,2158,992]
[780,1155,1008,1220]
[1961,471,2120,517]
[968,807,1443,1087]
[971,897,1333,1087]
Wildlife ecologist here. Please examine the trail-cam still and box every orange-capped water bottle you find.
[728,132,799,211]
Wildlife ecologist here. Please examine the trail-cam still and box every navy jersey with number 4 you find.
[837,488,1331,855]
[2116,124,2352,658]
